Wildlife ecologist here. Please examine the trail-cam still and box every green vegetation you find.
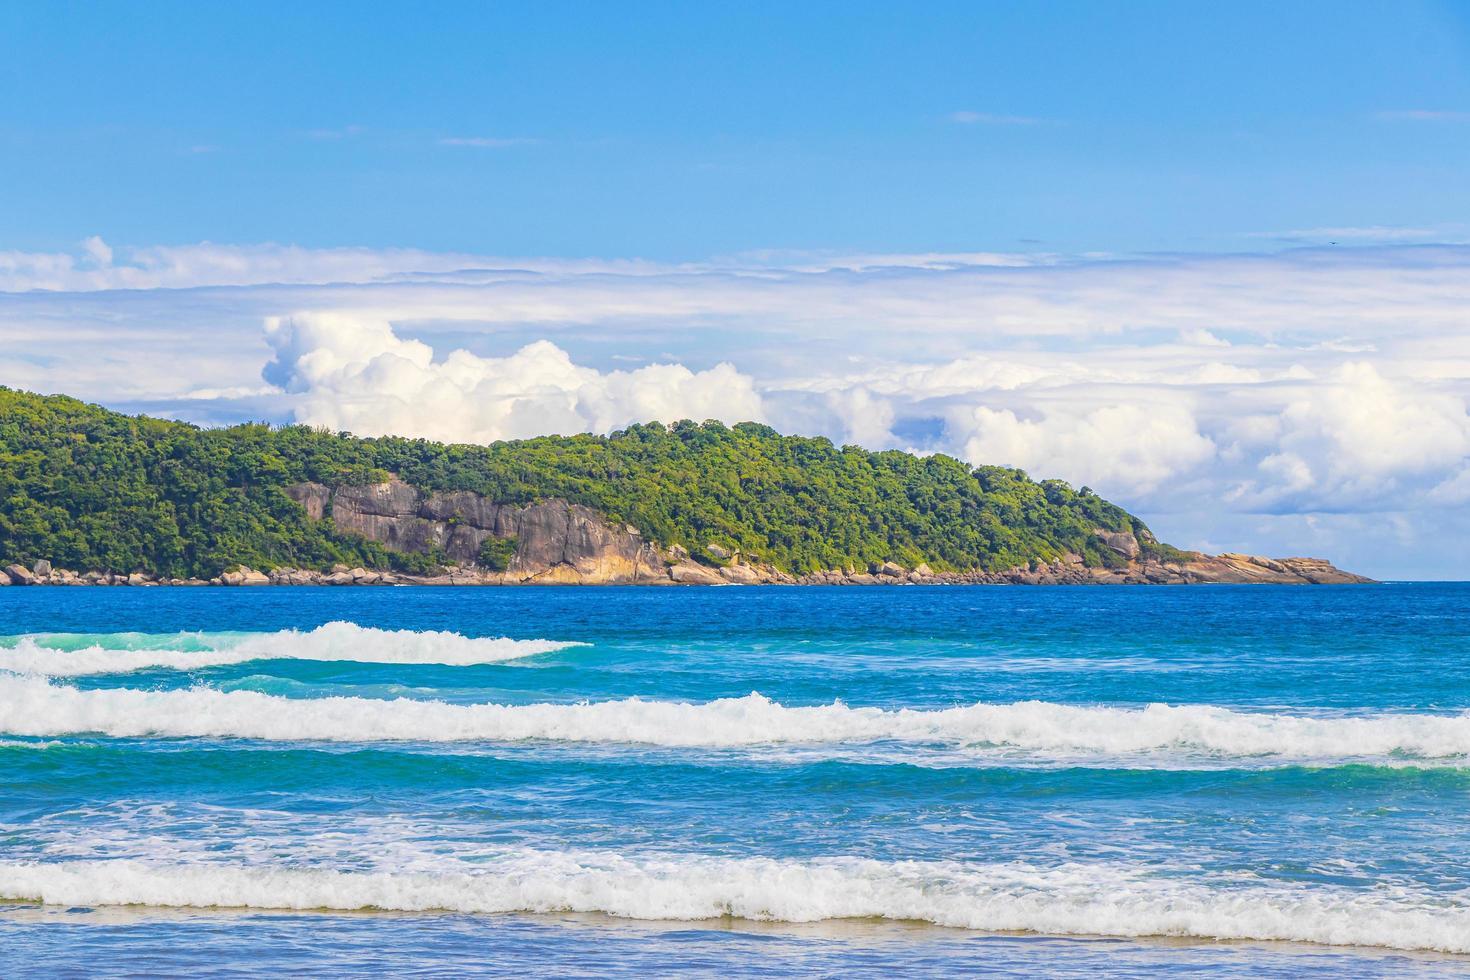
[477,535,517,572]
[0,387,1188,577]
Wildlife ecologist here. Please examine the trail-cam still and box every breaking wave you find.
[1,681,1468,763]
[0,623,583,676]
[1,853,1466,953]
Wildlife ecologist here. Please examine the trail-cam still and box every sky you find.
[2,1,1470,578]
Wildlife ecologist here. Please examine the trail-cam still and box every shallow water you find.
[0,584,1467,976]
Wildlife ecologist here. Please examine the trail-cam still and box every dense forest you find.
[0,387,1186,578]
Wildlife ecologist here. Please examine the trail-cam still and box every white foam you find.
[0,623,582,676]
[1,854,1466,954]
[0,680,1467,763]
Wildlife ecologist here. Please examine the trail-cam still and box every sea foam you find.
[0,623,582,676]
[1,853,1466,953]
[1,680,1468,763]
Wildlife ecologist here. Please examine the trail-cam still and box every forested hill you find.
[0,387,1185,579]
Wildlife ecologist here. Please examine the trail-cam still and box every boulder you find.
[705,542,732,560]
[878,561,906,578]
[718,563,763,585]
[220,567,268,586]
[669,561,724,585]
[5,564,36,585]
[32,559,52,577]
[1097,531,1141,560]
[0,569,10,586]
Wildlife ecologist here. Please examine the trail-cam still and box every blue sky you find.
[3,2,1470,578]
[4,1,1469,256]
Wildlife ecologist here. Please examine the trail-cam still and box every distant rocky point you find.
[0,476,1372,587]
[0,388,1373,587]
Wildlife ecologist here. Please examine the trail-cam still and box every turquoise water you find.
[0,584,1468,977]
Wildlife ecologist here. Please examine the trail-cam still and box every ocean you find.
[0,583,1467,977]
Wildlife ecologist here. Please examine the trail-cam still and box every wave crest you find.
[1,681,1467,763]
[1,854,1466,953]
[0,623,583,675]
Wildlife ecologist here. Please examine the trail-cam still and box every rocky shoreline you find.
[0,477,1373,588]
[1,552,1372,588]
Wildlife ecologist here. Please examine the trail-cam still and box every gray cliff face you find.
[288,479,668,584]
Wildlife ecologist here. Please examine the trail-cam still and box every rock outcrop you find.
[288,479,670,584]
[4,564,36,585]
[273,478,1370,586]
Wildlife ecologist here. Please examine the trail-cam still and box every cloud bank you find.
[2,238,1469,577]
[263,312,762,443]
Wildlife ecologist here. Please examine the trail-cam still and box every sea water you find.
[0,584,1466,977]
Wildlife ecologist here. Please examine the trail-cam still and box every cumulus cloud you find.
[262,312,764,443]
[4,239,1470,575]
[954,403,1217,495]
[823,387,896,448]
[1224,363,1470,511]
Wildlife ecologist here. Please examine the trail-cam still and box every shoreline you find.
[1,553,1374,588]
[1,901,1466,960]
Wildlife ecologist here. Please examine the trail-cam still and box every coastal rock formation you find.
[287,479,669,584]
[1176,553,1372,585]
[4,564,35,585]
[2,481,1372,588]
[272,478,1370,587]
[0,550,1373,587]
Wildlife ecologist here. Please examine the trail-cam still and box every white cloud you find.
[1224,363,1470,510]
[1244,225,1442,242]
[1429,466,1470,506]
[262,312,765,443]
[307,125,365,140]
[3,239,1470,576]
[1179,328,1230,347]
[950,111,1048,126]
[824,387,895,448]
[437,137,541,148]
[955,402,1216,495]
[80,236,113,267]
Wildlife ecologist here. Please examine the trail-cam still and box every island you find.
[0,388,1370,586]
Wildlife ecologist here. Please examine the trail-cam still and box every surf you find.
[2,681,1468,763]
[1,853,1466,954]
[0,622,584,675]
